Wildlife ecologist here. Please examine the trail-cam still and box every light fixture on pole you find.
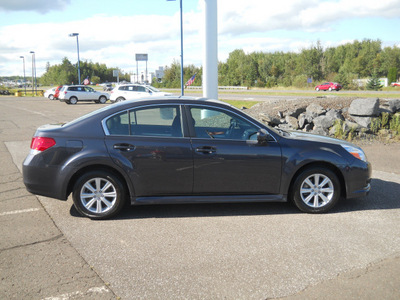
[167,0,184,96]
[69,33,81,85]
[29,51,36,95]
[19,56,26,95]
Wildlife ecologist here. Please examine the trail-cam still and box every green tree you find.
[366,71,383,90]
[388,67,398,84]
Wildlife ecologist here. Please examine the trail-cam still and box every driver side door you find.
[187,105,282,195]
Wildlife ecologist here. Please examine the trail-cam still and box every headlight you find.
[341,145,367,162]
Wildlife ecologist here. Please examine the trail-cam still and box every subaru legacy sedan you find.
[23,97,371,219]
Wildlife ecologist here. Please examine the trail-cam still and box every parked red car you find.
[315,82,342,91]
[391,82,400,87]
[53,85,63,99]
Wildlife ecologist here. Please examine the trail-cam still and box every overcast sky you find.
[1,0,399,78]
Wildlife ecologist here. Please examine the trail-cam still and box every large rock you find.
[348,98,380,116]
[306,103,326,117]
[388,99,400,113]
[285,115,298,129]
[350,116,372,128]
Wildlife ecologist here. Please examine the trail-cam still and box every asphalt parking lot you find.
[1,96,400,299]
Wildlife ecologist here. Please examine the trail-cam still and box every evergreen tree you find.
[366,71,383,90]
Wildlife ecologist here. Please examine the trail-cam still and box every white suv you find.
[58,85,109,104]
[110,84,173,102]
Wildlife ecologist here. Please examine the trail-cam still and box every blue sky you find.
[1,0,399,78]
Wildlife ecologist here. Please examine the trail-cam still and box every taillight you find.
[30,137,56,151]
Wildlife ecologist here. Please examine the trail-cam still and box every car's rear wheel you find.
[48,94,54,100]
[116,97,125,102]
[99,95,107,104]
[69,97,78,105]
[291,167,340,213]
[72,170,126,219]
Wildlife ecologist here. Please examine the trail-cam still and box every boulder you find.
[348,98,380,116]
[350,116,372,128]
[306,103,326,117]
[388,99,400,113]
[285,116,298,129]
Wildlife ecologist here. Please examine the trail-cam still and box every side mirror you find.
[257,128,269,145]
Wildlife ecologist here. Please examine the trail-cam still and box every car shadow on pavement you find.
[69,178,399,220]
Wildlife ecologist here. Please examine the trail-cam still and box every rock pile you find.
[251,98,400,138]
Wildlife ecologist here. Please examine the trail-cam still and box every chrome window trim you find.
[187,103,277,143]
[101,102,277,142]
[102,103,184,138]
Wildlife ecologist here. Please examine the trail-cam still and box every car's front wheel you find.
[291,167,340,213]
[72,170,126,219]
[116,97,125,102]
[48,94,54,100]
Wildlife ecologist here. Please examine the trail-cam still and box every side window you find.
[129,105,182,137]
[106,111,130,135]
[137,86,146,92]
[190,107,258,140]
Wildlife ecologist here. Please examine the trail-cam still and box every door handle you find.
[195,146,216,154]
[113,143,136,152]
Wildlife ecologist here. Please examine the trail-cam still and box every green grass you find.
[222,100,260,109]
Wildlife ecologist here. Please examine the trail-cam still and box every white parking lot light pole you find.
[69,33,81,85]
[19,56,26,95]
[167,0,184,96]
[29,51,36,95]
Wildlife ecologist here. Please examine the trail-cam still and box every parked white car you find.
[44,87,57,100]
[110,84,173,102]
[58,85,109,104]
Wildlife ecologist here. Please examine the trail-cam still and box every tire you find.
[316,87,320,91]
[291,167,340,213]
[65,100,71,104]
[49,94,54,100]
[116,97,125,102]
[69,97,78,105]
[99,96,107,104]
[72,170,126,219]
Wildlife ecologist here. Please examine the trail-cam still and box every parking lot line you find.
[41,286,110,300]
[0,208,40,216]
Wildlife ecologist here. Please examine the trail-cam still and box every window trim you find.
[102,103,188,138]
[184,104,277,142]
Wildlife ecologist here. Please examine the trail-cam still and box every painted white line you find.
[0,208,40,216]
[42,286,110,300]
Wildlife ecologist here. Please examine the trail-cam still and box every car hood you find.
[287,130,354,147]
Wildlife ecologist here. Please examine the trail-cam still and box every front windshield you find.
[146,86,161,93]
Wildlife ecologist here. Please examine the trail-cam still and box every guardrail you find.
[186,86,249,90]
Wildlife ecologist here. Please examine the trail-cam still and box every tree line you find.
[39,58,130,86]
[19,39,400,89]
[156,39,400,89]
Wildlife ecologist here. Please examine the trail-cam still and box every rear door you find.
[104,104,193,197]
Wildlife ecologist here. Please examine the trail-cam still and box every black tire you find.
[116,97,125,102]
[49,94,54,100]
[72,170,126,219]
[99,95,107,104]
[69,97,78,105]
[291,167,340,213]
[65,100,71,104]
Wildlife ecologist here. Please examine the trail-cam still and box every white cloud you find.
[0,0,70,13]
[1,0,399,77]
